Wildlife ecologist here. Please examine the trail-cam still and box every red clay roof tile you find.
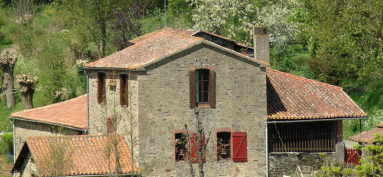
[85,30,203,69]
[10,94,87,129]
[26,134,138,175]
[349,128,383,144]
[267,68,367,120]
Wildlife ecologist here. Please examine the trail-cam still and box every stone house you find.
[11,28,367,176]
[9,94,87,159]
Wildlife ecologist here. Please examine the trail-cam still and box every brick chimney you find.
[253,27,270,65]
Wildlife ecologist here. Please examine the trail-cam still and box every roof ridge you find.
[267,68,342,91]
[26,134,124,141]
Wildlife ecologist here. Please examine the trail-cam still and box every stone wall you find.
[13,120,82,158]
[268,142,346,176]
[87,70,140,164]
[137,44,267,176]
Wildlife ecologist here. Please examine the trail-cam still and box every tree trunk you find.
[196,108,204,177]
[16,72,38,110]
[0,51,17,109]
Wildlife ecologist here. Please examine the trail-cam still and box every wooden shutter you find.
[190,70,196,108]
[107,117,113,134]
[190,133,206,163]
[98,73,106,104]
[232,132,247,162]
[120,74,127,106]
[209,69,216,108]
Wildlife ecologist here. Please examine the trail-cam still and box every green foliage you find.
[356,134,383,176]
[0,133,13,155]
[301,0,383,87]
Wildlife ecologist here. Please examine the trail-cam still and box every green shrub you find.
[0,133,13,155]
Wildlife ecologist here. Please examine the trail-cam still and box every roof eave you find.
[137,40,268,70]
[267,116,369,123]
[9,117,87,131]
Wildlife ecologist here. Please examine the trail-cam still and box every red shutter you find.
[209,69,216,108]
[232,132,247,162]
[190,133,206,163]
[107,117,113,134]
[120,74,127,106]
[190,70,196,108]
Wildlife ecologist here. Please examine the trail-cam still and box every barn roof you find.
[10,94,87,129]
[267,68,367,120]
[11,134,138,175]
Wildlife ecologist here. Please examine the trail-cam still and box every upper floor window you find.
[120,74,128,106]
[190,67,215,108]
[97,72,106,104]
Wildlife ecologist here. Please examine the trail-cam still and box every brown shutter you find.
[209,69,216,108]
[190,70,196,108]
[97,73,106,104]
[102,73,106,102]
[120,74,127,106]
[232,132,247,162]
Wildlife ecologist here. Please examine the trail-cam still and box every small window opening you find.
[217,132,231,161]
[175,133,187,162]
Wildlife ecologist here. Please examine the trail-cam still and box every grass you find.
[0,154,12,177]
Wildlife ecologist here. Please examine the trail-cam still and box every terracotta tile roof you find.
[129,28,199,44]
[129,29,252,49]
[349,128,383,144]
[377,122,383,128]
[20,134,138,175]
[10,94,87,129]
[85,30,203,69]
[267,68,367,120]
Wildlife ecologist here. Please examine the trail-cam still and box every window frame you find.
[190,66,215,108]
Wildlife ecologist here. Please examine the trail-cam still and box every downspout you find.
[85,70,90,134]
[265,122,269,177]
[9,118,15,177]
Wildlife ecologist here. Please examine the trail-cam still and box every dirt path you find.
[0,154,12,177]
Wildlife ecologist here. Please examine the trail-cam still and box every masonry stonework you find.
[13,120,81,158]
[268,143,346,176]
[136,44,267,176]
[87,70,140,163]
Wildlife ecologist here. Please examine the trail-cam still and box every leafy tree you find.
[302,0,383,86]
[356,134,383,176]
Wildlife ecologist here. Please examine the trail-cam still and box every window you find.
[107,117,114,134]
[190,68,215,108]
[175,133,187,161]
[217,132,231,161]
[120,74,128,106]
[97,72,106,104]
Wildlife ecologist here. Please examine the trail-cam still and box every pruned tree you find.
[0,50,17,109]
[16,72,38,110]
[184,108,211,177]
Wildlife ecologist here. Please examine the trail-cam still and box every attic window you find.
[97,72,106,104]
[190,68,215,108]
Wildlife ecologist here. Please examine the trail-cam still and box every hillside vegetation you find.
[0,0,382,142]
